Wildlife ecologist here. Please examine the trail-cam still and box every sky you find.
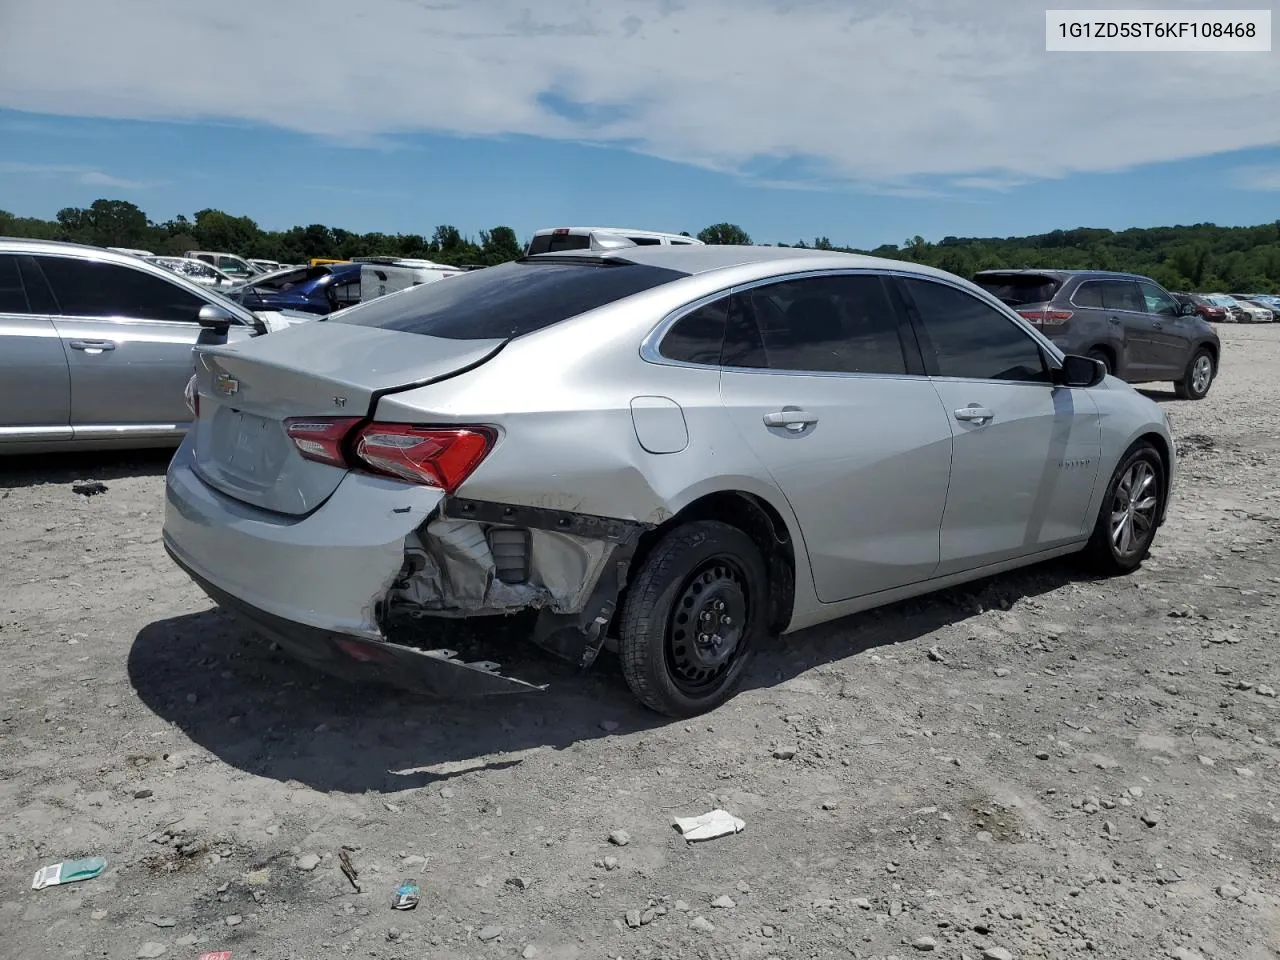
[0,0,1277,249]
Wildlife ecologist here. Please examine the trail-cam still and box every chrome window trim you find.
[640,267,1064,388]
[1068,277,1143,313]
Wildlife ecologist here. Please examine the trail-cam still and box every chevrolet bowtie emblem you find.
[215,372,239,397]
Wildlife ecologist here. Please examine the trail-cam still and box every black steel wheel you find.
[618,521,768,717]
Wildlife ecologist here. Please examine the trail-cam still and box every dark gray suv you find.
[973,270,1221,400]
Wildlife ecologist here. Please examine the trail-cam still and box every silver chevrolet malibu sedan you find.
[163,244,1175,716]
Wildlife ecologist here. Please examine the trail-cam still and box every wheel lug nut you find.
[722,615,732,625]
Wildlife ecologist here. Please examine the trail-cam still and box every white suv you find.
[526,227,703,256]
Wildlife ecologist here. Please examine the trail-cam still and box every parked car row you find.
[2,230,1222,713]
[1174,291,1277,323]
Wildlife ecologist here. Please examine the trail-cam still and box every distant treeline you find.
[3,200,1278,292]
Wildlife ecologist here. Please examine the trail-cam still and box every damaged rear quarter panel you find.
[372,310,784,525]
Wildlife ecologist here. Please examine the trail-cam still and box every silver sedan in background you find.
[0,240,307,454]
[163,244,1175,716]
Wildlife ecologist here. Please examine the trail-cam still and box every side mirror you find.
[1180,302,1197,316]
[197,303,234,334]
[1053,354,1106,388]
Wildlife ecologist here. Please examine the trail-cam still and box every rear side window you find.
[973,273,1062,306]
[35,256,207,323]
[726,274,909,375]
[526,233,591,255]
[1073,281,1105,308]
[0,254,29,313]
[660,297,730,364]
[331,260,688,340]
[902,277,1048,383]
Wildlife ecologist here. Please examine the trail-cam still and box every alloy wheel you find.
[1109,460,1159,558]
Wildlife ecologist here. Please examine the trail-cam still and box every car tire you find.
[1087,349,1114,376]
[617,520,768,717]
[1082,442,1166,576]
[1174,347,1215,400]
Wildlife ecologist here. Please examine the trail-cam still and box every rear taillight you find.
[1018,309,1072,326]
[285,417,363,468]
[354,424,494,491]
[283,418,495,492]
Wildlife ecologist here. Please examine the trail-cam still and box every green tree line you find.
[3,201,1279,293]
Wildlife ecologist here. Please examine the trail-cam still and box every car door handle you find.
[68,339,116,352]
[763,410,818,431]
[954,406,994,424]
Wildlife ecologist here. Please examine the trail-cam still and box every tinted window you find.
[1139,280,1179,316]
[902,278,1048,382]
[36,256,207,323]
[0,255,29,313]
[17,256,58,313]
[973,273,1063,306]
[660,297,729,364]
[332,260,687,340]
[724,274,908,375]
[526,234,591,255]
[628,237,662,246]
[1100,280,1144,312]
[1073,280,1105,308]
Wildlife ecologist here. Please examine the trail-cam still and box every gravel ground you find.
[1,324,1278,960]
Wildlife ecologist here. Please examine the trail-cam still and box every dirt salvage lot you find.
[2,327,1279,960]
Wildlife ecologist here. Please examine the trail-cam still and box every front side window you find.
[1139,280,1180,316]
[0,254,29,313]
[723,274,909,375]
[901,277,1048,383]
[35,256,207,323]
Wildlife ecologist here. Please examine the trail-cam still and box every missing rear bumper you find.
[167,543,544,696]
[384,497,650,670]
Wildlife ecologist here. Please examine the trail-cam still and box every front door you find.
[1098,279,1161,380]
[1138,280,1193,378]
[715,273,954,602]
[33,255,247,432]
[897,276,1102,575]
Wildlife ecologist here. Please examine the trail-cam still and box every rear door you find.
[34,255,253,433]
[1138,280,1193,376]
[0,253,72,444]
[713,272,954,601]
[897,276,1101,575]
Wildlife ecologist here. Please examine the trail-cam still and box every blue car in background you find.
[229,262,362,316]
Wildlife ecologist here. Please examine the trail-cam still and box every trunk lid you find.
[190,321,505,516]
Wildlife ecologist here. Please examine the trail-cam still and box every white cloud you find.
[0,161,154,189]
[1231,165,1280,191]
[77,170,152,189]
[0,0,1277,189]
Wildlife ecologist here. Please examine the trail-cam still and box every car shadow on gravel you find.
[129,557,1085,796]
[0,448,174,488]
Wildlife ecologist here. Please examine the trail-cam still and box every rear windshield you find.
[329,259,688,340]
[973,273,1062,306]
[526,233,592,255]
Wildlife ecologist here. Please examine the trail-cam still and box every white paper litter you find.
[673,809,746,842]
